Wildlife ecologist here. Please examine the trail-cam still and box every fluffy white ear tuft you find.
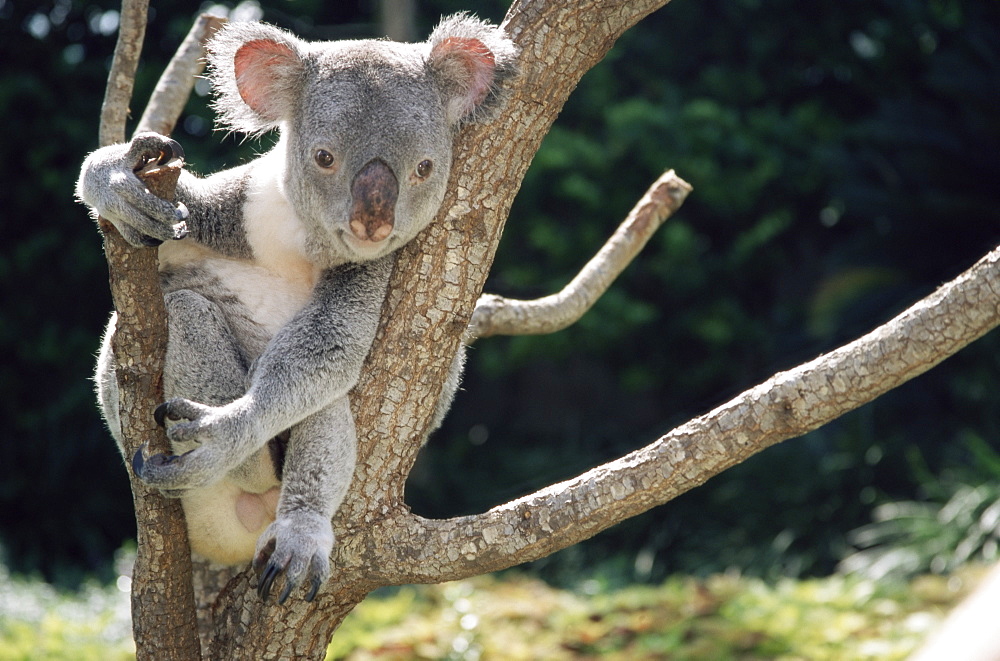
[427,13,519,126]
[208,22,306,136]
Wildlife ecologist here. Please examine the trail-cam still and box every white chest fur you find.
[158,151,320,338]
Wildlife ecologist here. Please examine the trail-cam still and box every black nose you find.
[349,159,398,242]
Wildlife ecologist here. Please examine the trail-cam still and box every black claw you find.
[131,445,147,476]
[306,576,321,603]
[252,539,275,574]
[147,452,180,467]
[258,562,280,602]
[277,580,294,606]
[153,402,169,427]
[162,137,185,163]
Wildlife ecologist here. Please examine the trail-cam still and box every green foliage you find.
[0,555,988,660]
[840,437,1000,580]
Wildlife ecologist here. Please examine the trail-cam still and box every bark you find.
[207,0,675,657]
[359,244,1000,584]
[467,169,692,340]
[98,7,223,660]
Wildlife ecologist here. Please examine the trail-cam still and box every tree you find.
[94,0,1000,658]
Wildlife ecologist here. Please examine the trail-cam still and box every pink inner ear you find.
[433,37,497,112]
[234,39,298,120]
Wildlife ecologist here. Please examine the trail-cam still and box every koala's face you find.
[209,17,517,266]
[283,42,455,264]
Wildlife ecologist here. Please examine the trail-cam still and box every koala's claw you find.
[252,515,332,604]
[132,443,184,473]
[131,444,148,476]
[131,134,185,168]
[153,401,178,427]
[255,547,281,602]
[131,440,200,494]
[254,557,312,605]
[306,575,322,602]
[129,132,185,170]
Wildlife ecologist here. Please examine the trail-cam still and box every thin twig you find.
[467,170,692,340]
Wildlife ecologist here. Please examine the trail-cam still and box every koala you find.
[76,14,517,603]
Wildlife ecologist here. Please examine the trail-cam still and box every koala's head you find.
[207,14,518,265]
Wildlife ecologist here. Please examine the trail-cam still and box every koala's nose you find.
[349,159,398,242]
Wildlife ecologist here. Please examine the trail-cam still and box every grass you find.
[0,563,984,660]
[329,568,984,660]
[0,567,133,661]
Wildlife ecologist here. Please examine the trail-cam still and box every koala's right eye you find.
[314,149,335,169]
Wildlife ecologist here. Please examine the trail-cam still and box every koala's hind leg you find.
[163,288,278,493]
[253,396,357,603]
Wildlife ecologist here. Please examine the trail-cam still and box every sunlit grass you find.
[0,565,133,661]
[0,562,983,660]
[329,568,983,661]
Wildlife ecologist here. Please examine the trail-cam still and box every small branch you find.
[365,243,1000,584]
[136,14,226,136]
[99,0,149,148]
[467,170,691,340]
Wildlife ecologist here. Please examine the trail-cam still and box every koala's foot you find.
[252,511,333,604]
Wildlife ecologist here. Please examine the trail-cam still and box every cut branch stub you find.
[134,151,183,202]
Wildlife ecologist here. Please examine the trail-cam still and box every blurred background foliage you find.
[0,0,997,588]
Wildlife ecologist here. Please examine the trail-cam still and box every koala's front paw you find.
[253,512,333,604]
[131,397,259,491]
[78,132,190,247]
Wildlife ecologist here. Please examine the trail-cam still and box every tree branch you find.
[363,243,1000,584]
[98,8,222,660]
[98,0,148,147]
[136,14,226,136]
[347,0,674,512]
[207,1,676,655]
[467,169,691,340]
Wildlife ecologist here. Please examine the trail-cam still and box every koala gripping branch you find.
[99,157,201,660]
[96,6,223,658]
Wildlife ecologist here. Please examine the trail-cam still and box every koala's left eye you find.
[315,149,335,169]
[415,160,433,180]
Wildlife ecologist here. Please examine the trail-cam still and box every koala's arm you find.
[77,132,254,258]
[133,256,393,490]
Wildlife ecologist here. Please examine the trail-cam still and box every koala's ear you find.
[426,13,519,126]
[207,22,306,136]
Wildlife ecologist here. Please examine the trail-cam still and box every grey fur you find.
[77,14,517,601]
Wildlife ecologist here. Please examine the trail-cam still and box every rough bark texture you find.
[356,244,1000,584]
[206,0,675,657]
[98,6,221,660]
